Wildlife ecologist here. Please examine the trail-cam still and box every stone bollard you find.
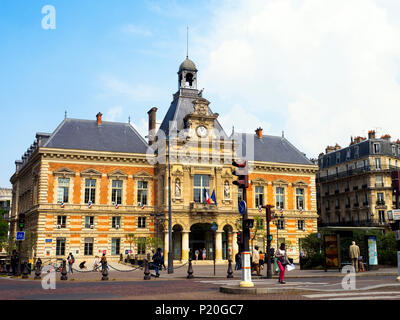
[34,261,42,280]
[143,259,151,280]
[187,258,194,279]
[60,260,68,280]
[227,259,234,278]
[101,262,109,281]
[22,263,29,279]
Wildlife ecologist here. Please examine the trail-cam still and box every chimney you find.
[325,145,335,154]
[96,112,103,126]
[368,130,375,140]
[381,134,391,141]
[334,143,341,151]
[147,107,158,145]
[255,127,263,139]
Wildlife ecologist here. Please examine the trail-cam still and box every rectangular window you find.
[57,178,69,203]
[363,160,368,169]
[355,146,359,158]
[276,187,284,209]
[378,210,386,224]
[255,186,264,208]
[377,192,385,205]
[57,216,66,228]
[85,216,94,229]
[277,219,284,230]
[375,158,381,169]
[346,149,350,160]
[373,143,380,154]
[298,220,305,230]
[237,187,243,206]
[296,188,304,210]
[111,180,123,205]
[137,237,146,254]
[138,217,146,228]
[112,216,121,229]
[376,176,383,187]
[56,238,66,256]
[84,238,93,256]
[111,238,120,255]
[84,179,96,204]
[193,174,210,203]
[392,145,396,156]
[137,181,148,205]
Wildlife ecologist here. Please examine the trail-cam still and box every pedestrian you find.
[93,256,100,271]
[152,248,162,277]
[251,245,260,276]
[195,249,199,261]
[202,248,207,260]
[358,256,365,272]
[160,250,166,270]
[259,251,265,271]
[10,250,17,275]
[100,253,107,271]
[67,252,75,274]
[79,261,86,269]
[235,252,241,270]
[275,243,290,284]
[349,241,360,272]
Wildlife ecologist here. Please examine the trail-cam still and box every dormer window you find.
[373,143,380,154]
[336,152,340,164]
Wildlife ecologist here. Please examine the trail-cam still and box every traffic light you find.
[268,235,273,241]
[237,232,242,246]
[18,214,25,230]
[232,160,249,189]
[243,219,254,229]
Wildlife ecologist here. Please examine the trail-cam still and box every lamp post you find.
[262,204,274,279]
[273,213,284,250]
[167,135,173,274]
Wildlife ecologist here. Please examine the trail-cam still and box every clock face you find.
[196,126,208,137]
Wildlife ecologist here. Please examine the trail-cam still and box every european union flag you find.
[211,189,217,206]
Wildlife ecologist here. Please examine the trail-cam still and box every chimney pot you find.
[147,107,158,145]
[96,112,103,125]
[368,130,375,139]
[255,127,263,139]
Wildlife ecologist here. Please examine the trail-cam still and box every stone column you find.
[164,231,169,266]
[181,231,190,262]
[232,232,238,259]
[215,231,223,263]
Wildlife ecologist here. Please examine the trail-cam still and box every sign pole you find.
[240,188,253,288]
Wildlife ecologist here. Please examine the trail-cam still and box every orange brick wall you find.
[47,163,155,204]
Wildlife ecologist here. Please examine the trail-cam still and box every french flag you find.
[204,188,211,204]
[211,190,217,206]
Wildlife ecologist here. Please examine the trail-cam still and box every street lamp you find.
[167,135,173,274]
[273,213,284,250]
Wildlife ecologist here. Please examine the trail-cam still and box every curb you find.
[219,285,309,295]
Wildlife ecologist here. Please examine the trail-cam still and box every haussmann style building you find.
[9,57,318,264]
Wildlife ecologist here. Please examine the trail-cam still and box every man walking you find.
[67,252,75,274]
[252,245,260,276]
[349,241,360,272]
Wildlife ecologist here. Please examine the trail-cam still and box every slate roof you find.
[158,88,228,138]
[235,133,313,165]
[43,118,148,154]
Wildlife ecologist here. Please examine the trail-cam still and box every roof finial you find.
[65,110,67,119]
[282,130,284,138]
[128,115,131,124]
[186,26,189,59]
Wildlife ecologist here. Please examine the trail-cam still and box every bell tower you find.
[178,57,198,90]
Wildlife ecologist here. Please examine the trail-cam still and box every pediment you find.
[53,167,76,177]
[133,170,154,180]
[251,177,268,185]
[80,168,102,177]
[293,179,308,186]
[272,179,289,185]
[107,170,128,179]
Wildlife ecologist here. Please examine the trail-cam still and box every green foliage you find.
[300,233,323,257]
[0,214,9,248]
[20,231,37,259]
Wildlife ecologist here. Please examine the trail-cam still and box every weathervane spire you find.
[186,26,189,59]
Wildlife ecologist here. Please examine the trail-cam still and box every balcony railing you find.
[317,165,400,183]
[376,200,385,206]
[353,186,359,190]
[353,203,359,207]
[319,220,387,228]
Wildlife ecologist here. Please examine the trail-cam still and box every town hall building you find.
[9,57,318,264]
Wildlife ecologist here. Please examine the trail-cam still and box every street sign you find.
[210,222,218,231]
[16,231,25,241]
[238,200,247,215]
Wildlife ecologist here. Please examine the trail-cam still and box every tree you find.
[0,213,9,250]
[20,231,37,260]
[125,233,136,253]
[251,215,266,252]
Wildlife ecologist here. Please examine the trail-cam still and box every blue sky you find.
[2,0,400,188]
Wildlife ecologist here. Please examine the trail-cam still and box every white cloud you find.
[197,0,400,158]
[105,106,124,122]
[122,24,152,37]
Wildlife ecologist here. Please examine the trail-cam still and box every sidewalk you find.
[8,263,398,282]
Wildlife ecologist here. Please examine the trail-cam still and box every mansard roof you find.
[236,133,313,165]
[43,118,148,154]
